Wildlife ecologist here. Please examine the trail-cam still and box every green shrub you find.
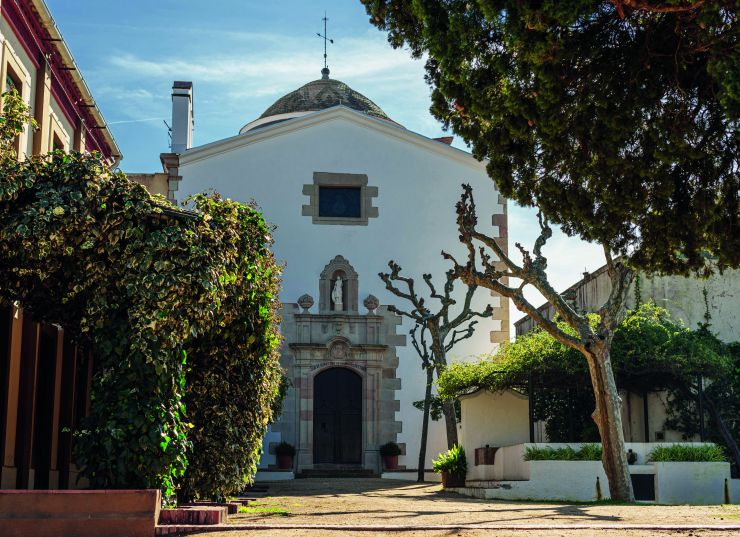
[524,444,603,461]
[432,444,467,476]
[647,444,727,462]
[578,443,604,461]
[379,442,402,457]
[275,442,296,457]
[0,91,283,504]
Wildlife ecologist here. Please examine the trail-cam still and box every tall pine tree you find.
[362,0,738,500]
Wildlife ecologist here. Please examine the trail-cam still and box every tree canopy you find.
[0,91,282,502]
[363,0,738,274]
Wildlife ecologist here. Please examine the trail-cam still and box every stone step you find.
[297,468,378,479]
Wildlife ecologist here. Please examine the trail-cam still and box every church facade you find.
[136,70,510,472]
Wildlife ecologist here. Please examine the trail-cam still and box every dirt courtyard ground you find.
[187,478,740,536]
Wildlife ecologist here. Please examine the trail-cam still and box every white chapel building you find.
[134,69,510,473]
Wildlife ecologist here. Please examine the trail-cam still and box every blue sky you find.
[47,0,604,318]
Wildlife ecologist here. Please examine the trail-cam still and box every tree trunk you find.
[417,366,434,482]
[432,360,458,448]
[702,393,740,473]
[430,332,459,448]
[440,398,458,449]
[583,339,634,502]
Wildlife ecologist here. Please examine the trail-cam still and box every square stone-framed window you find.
[302,172,378,226]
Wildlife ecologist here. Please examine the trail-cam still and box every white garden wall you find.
[450,441,735,504]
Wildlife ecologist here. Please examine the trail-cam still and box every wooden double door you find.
[313,368,362,465]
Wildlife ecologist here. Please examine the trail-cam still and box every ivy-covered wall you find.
[0,92,282,501]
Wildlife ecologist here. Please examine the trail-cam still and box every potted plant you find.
[275,441,296,470]
[379,442,402,470]
[432,444,467,488]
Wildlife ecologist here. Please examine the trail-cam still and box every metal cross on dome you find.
[316,12,334,78]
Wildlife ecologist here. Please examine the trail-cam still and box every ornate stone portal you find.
[274,255,404,472]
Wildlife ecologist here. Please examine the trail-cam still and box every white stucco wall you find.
[459,390,530,480]
[176,110,506,469]
[516,266,740,344]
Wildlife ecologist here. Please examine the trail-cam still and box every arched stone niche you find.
[319,255,358,313]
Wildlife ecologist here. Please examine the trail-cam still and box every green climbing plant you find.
[0,91,283,502]
[438,304,736,450]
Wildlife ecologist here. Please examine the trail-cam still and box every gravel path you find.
[188,478,740,536]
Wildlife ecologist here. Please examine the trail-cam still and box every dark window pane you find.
[319,187,361,218]
[5,67,21,94]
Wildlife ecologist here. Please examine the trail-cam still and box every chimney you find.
[170,81,193,153]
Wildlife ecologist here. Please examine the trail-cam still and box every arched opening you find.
[313,368,362,464]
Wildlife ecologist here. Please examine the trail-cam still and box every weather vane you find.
[316,12,333,78]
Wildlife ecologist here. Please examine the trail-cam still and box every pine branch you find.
[611,0,706,19]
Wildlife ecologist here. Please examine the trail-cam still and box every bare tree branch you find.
[381,251,494,450]
[445,184,589,349]
[445,320,480,352]
[598,245,635,335]
[410,324,432,369]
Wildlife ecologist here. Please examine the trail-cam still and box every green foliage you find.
[379,441,402,457]
[363,0,738,275]
[663,338,739,473]
[432,444,467,476]
[274,442,296,457]
[237,504,289,516]
[524,444,603,462]
[0,90,36,158]
[647,444,727,463]
[412,395,460,422]
[438,303,735,444]
[270,373,292,424]
[0,92,282,502]
[437,314,596,398]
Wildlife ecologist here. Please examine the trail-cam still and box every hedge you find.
[0,91,282,502]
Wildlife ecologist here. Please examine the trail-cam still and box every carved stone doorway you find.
[313,368,362,464]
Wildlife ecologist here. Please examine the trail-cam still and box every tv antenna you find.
[316,12,333,78]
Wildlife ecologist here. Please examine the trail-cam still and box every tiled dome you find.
[259,72,390,122]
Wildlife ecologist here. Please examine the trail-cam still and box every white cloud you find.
[92,30,432,143]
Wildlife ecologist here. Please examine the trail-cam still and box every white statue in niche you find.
[332,277,343,311]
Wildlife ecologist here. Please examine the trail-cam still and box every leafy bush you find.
[647,444,727,463]
[275,442,296,457]
[437,304,736,445]
[524,444,603,461]
[578,443,604,461]
[379,442,402,457]
[432,444,467,476]
[0,92,283,503]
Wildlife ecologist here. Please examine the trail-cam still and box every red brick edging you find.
[156,523,740,534]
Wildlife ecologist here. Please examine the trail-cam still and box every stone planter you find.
[0,489,160,537]
[653,461,731,505]
[277,454,294,470]
[441,471,465,488]
[383,455,399,470]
